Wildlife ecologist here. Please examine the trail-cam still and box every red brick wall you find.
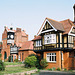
[44,51,61,69]
[1,27,28,62]
[18,50,35,62]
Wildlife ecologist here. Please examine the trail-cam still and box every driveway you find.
[39,70,75,75]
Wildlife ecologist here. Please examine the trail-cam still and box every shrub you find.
[52,67,56,71]
[0,60,5,71]
[14,59,18,62]
[57,68,61,71]
[28,54,35,57]
[64,68,67,71]
[40,59,48,69]
[8,56,11,62]
[24,56,37,68]
[0,53,2,58]
[28,54,41,69]
[48,68,52,71]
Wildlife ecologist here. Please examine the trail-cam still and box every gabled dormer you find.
[33,18,65,50]
[37,17,64,35]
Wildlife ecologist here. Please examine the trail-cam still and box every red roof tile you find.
[37,17,65,35]
[19,41,33,50]
[60,19,75,34]
[32,36,42,41]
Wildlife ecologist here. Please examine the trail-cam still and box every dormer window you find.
[44,34,56,44]
[36,40,42,47]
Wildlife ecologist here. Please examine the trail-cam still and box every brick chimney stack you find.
[73,4,75,23]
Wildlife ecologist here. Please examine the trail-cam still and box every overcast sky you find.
[0,0,75,41]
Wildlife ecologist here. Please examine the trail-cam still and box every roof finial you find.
[10,23,13,30]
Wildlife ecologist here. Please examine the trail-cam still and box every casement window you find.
[18,55,20,60]
[46,53,56,62]
[36,40,42,47]
[44,34,56,44]
[14,56,16,60]
[62,53,63,60]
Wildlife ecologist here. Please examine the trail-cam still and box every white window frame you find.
[14,56,16,60]
[46,53,56,62]
[36,40,42,47]
[62,53,63,60]
[44,34,56,44]
[18,55,20,60]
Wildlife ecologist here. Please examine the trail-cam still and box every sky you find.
[0,0,75,41]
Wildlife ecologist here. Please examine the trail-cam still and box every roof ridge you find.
[68,19,75,26]
[60,19,70,22]
[46,17,62,24]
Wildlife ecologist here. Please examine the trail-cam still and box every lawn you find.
[4,62,23,65]
[0,62,37,75]
[0,66,36,75]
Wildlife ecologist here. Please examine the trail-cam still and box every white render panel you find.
[7,39,14,44]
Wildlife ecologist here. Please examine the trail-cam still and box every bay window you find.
[47,53,56,62]
[44,34,56,44]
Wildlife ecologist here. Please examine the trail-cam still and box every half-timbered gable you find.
[32,4,75,70]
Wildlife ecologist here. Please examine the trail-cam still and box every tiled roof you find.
[21,31,28,37]
[19,41,33,50]
[5,27,27,36]
[60,19,75,34]
[37,17,65,35]
[32,36,42,41]
[46,17,65,31]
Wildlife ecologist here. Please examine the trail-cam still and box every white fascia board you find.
[46,19,57,31]
[37,19,57,35]
[68,26,75,36]
[41,29,54,33]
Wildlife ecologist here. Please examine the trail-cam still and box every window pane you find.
[52,56,54,61]
[50,56,51,61]
[47,53,50,55]
[55,56,56,61]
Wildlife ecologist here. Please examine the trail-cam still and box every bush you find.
[64,68,67,71]
[8,56,11,62]
[0,53,2,58]
[52,67,56,71]
[14,59,18,62]
[57,68,61,71]
[0,60,5,71]
[40,59,48,69]
[48,68,52,71]
[24,56,37,68]
[28,54,41,69]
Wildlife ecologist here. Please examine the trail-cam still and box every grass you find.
[0,66,36,75]
[4,62,23,65]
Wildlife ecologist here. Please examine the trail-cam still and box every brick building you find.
[1,26,34,62]
[32,4,75,70]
